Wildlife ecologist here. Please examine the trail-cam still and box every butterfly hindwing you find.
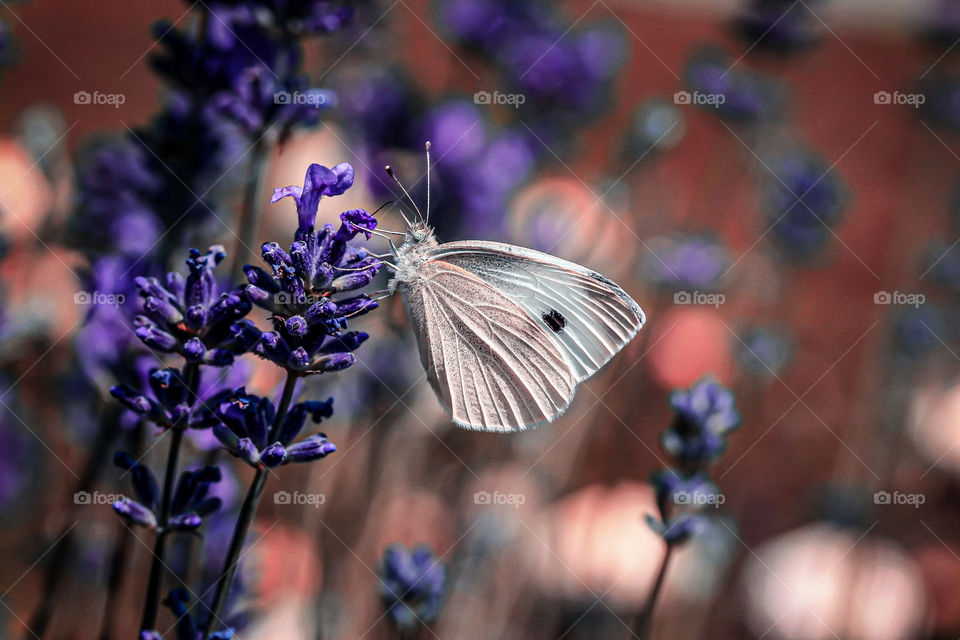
[425,241,645,383]
[402,259,576,431]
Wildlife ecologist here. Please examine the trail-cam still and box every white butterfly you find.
[378,144,646,432]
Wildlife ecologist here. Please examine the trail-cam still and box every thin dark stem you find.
[230,136,270,278]
[202,373,298,638]
[632,544,674,640]
[139,426,185,632]
[139,362,199,632]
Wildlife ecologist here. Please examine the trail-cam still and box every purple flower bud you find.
[305,300,337,324]
[213,424,240,450]
[260,442,287,467]
[262,242,292,268]
[244,265,277,290]
[286,315,308,336]
[244,284,273,308]
[330,270,374,293]
[143,296,183,325]
[113,498,158,528]
[110,386,154,415]
[135,325,178,352]
[184,304,207,330]
[335,295,377,317]
[182,337,207,361]
[308,352,355,373]
[286,433,337,463]
[291,346,311,370]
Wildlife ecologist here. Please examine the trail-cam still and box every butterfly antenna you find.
[385,164,424,225]
[370,200,394,216]
[425,141,431,225]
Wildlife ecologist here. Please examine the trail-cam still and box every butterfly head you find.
[406,220,437,247]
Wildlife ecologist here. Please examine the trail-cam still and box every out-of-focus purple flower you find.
[245,165,380,374]
[132,246,252,365]
[892,305,948,358]
[763,150,846,261]
[684,48,782,123]
[439,0,624,114]
[643,234,731,292]
[213,388,336,468]
[379,543,448,631]
[150,1,348,141]
[919,73,960,130]
[734,0,825,54]
[647,379,740,545]
[664,378,741,467]
[735,325,794,379]
[112,453,222,531]
[72,138,164,257]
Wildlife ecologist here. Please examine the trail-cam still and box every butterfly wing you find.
[426,241,645,383]
[401,258,577,431]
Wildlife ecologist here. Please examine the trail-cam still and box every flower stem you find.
[202,373,298,638]
[231,135,270,278]
[139,426,185,632]
[139,362,198,632]
[632,544,673,639]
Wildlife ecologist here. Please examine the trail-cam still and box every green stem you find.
[202,373,298,638]
[632,544,673,640]
[230,136,270,278]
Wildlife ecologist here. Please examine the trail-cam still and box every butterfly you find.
[377,144,646,432]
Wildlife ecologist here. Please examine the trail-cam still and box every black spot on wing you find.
[543,309,566,333]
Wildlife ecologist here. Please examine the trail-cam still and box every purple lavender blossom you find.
[132,246,252,365]
[684,48,782,123]
[642,234,731,292]
[112,453,222,532]
[647,379,741,547]
[212,388,336,468]
[664,378,741,467]
[763,150,846,261]
[243,163,380,374]
[379,543,448,631]
[736,325,794,379]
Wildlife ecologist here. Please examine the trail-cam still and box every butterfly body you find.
[387,222,645,432]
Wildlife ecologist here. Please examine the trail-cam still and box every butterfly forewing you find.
[425,241,646,382]
[404,259,576,431]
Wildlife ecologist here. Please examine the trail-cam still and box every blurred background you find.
[3,0,960,638]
